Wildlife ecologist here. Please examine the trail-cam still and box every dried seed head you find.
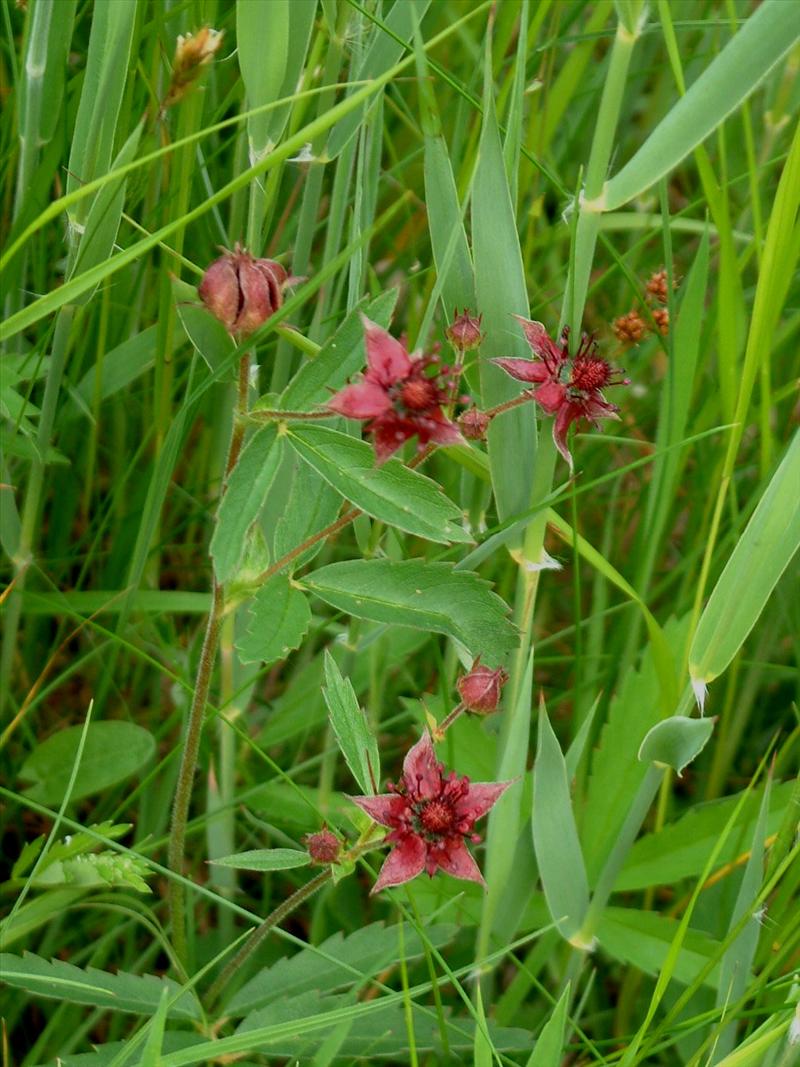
[613,309,646,345]
[199,245,288,336]
[164,27,224,109]
[645,269,670,304]
[457,659,508,714]
[651,307,670,336]
[304,829,341,865]
[446,308,483,352]
[458,407,491,441]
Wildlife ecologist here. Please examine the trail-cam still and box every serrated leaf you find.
[235,575,312,665]
[33,851,151,893]
[19,722,155,804]
[532,703,589,944]
[287,426,469,544]
[225,921,458,1014]
[281,290,398,412]
[272,455,342,569]
[638,717,715,776]
[0,953,201,1020]
[322,652,379,795]
[211,426,282,585]
[302,560,518,664]
[209,849,311,872]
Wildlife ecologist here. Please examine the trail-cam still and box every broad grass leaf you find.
[237,0,289,159]
[596,908,722,989]
[211,426,281,585]
[17,0,77,150]
[303,560,518,663]
[322,652,380,795]
[0,952,201,1020]
[19,722,155,804]
[532,702,590,944]
[603,0,800,209]
[138,988,169,1067]
[281,289,398,411]
[690,431,800,694]
[209,849,311,872]
[638,717,715,776]
[236,575,312,666]
[524,983,570,1067]
[287,426,470,545]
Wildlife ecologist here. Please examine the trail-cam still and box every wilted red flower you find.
[304,829,341,865]
[457,658,508,714]
[494,316,628,469]
[329,316,465,462]
[446,308,483,352]
[350,732,511,893]
[199,244,291,335]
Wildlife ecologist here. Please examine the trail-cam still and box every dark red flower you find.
[350,732,511,893]
[199,244,292,335]
[494,316,628,469]
[457,657,508,714]
[328,316,464,462]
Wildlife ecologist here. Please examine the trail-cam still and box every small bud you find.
[651,307,670,336]
[164,27,224,109]
[458,407,491,441]
[446,308,483,352]
[645,269,671,305]
[304,829,341,865]
[457,658,508,714]
[613,309,646,345]
[199,244,288,336]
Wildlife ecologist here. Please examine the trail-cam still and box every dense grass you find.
[1,1,799,1065]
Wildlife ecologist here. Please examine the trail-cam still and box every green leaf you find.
[0,952,201,1020]
[19,722,155,804]
[33,851,151,893]
[287,426,469,545]
[302,560,518,663]
[224,921,458,1014]
[209,849,311,872]
[237,0,290,159]
[690,431,800,699]
[602,1,800,209]
[235,575,312,665]
[532,703,590,945]
[272,455,342,570]
[281,290,398,412]
[138,988,169,1067]
[525,983,570,1067]
[323,652,380,795]
[638,717,715,776]
[211,426,281,585]
[596,907,722,989]
[173,276,235,373]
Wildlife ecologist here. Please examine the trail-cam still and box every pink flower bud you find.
[445,308,483,352]
[304,829,341,865]
[458,407,490,441]
[198,244,288,336]
[457,658,508,714]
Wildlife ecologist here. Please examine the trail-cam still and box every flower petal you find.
[417,412,464,450]
[370,416,419,463]
[435,838,485,885]
[328,381,392,419]
[455,780,514,824]
[401,732,442,800]
[492,357,550,384]
[371,834,427,893]
[361,315,413,387]
[552,403,578,470]
[349,793,405,828]
[533,380,567,414]
[583,395,619,422]
[513,316,566,367]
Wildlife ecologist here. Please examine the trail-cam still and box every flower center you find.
[570,358,611,393]
[418,798,455,835]
[399,378,438,412]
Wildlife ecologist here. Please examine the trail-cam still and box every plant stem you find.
[167,353,250,965]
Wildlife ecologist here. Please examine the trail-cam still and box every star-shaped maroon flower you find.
[349,732,511,893]
[328,316,464,462]
[494,316,628,469]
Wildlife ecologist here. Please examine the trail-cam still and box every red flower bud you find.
[446,308,483,352]
[458,407,491,441]
[457,658,508,714]
[199,244,289,336]
[304,829,341,865]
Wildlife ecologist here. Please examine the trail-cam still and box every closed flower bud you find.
[199,244,288,336]
[446,308,483,352]
[458,407,490,441]
[304,829,341,865]
[457,658,508,714]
